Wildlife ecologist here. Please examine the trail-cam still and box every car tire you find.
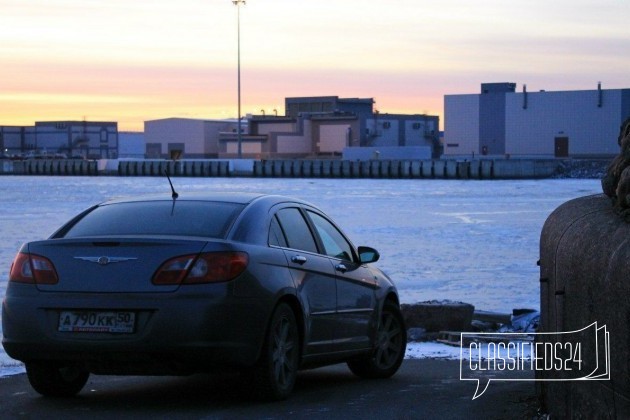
[26,361,89,397]
[347,301,406,379]
[254,302,299,400]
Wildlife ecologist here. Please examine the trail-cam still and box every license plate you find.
[58,311,135,333]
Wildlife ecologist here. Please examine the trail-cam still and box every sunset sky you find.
[1,0,629,131]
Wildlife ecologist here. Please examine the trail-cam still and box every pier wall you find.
[1,158,562,179]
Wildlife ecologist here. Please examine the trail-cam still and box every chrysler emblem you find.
[74,256,137,266]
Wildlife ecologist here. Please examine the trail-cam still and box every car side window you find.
[307,211,355,261]
[268,215,288,247]
[275,208,318,253]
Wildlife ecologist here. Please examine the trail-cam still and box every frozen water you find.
[0,176,602,375]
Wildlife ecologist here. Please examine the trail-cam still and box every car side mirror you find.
[358,246,380,264]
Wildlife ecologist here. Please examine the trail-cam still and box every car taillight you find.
[152,252,248,285]
[9,252,59,285]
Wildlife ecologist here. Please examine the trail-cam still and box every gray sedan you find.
[2,192,406,400]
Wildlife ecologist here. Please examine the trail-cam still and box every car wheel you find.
[348,301,406,379]
[26,361,89,397]
[254,302,299,400]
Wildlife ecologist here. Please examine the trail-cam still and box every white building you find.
[444,82,630,159]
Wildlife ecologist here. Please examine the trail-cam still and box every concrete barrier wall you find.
[410,160,421,178]
[311,160,322,177]
[433,160,446,178]
[6,160,99,176]
[0,160,15,174]
[445,160,457,178]
[468,160,481,179]
[2,158,564,179]
[492,159,558,179]
[135,159,556,179]
[538,194,630,417]
[481,160,493,178]
[117,160,230,177]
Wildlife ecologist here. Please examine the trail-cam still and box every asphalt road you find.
[0,360,537,419]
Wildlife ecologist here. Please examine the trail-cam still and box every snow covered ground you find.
[0,176,602,376]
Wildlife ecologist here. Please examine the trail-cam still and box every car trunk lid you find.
[27,237,208,293]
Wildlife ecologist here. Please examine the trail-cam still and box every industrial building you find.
[118,132,145,159]
[145,96,440,159]
[144,118,238,159]
[0,120,118,159]
[9,84,627,162]
[365,113,439,151]
[444,83,630,159]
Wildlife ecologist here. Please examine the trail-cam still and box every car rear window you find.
[62,201,245,239]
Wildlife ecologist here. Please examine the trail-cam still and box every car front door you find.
[305,210,378,351]
[270,207,337,355]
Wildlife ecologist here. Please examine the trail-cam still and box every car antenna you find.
[164,169,179,199]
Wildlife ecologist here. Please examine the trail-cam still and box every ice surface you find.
[0,176,601,375]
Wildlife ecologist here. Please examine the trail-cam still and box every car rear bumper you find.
[2,285,272,374]
[1,341,257,375]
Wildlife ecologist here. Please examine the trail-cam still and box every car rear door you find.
[304,210,378,352]
[271,207,337,355]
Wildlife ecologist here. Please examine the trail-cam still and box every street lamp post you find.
[232,0,245,158]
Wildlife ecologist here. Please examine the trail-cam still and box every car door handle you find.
[291,255,307,264]
[335,263,347,273]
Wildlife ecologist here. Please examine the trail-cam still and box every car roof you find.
[100,192,269,206]
[97,192,320,213]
